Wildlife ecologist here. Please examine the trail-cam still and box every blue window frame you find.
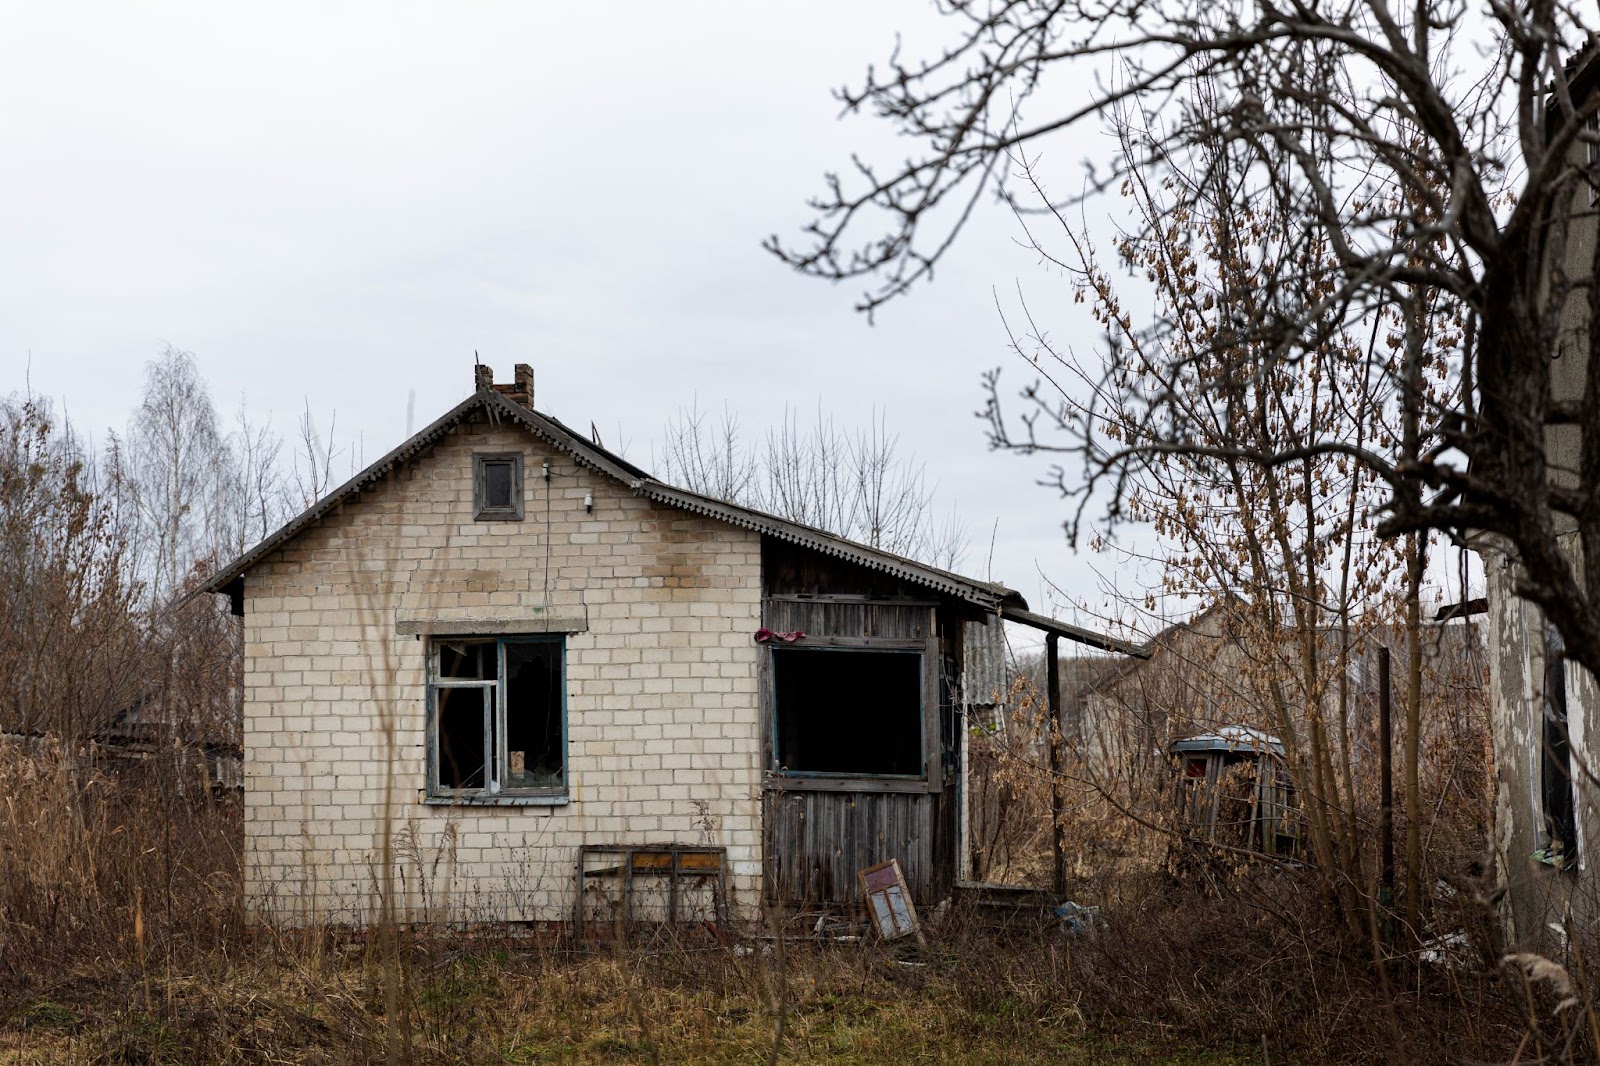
[427,636,566,803]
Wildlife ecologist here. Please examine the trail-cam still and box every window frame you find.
[472,452,525,521]
[425,635,568,806]
[763,637,942,794]
[1536,623,1580,869]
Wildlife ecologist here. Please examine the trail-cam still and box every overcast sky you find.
[0,2,1272,649]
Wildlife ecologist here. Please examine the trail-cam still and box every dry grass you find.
[0,740,1565,1065]
[0,745,241,991]
[0,938,1261,1066]
[0,744,1259,1065]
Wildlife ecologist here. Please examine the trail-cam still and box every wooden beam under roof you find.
[999,606,1151,659]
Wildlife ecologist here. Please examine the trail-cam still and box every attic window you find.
[771,647,925,778]
[474,453,524,521]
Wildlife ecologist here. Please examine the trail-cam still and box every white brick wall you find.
[240,419,764,925]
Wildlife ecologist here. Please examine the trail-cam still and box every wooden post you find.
[1048,632,1066,895]
[1378,644,1394,943]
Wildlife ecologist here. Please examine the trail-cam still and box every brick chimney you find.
[477,362,535,407]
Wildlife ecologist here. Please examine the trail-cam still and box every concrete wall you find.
[239,416,764,925]
[1482,543,1600,952]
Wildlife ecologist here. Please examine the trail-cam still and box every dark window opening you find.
[1589,115,1600,207]
[437,686,487,789]
[430,637,564,798]
[473,453,524,521]
[1541,624,1578,867]
[772,647,923,776]
[505,641,563,789]
[484,461,513,507]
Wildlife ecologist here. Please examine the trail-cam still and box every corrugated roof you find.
[961,618,1010,706]
[1172,725,1284,756]
[639,481,1021,607]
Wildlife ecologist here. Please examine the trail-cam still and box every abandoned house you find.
[200,364,1138,926]
[1065,603,1256,788]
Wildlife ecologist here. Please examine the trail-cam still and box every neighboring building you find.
[1171,726,1298,859]
[1068,603,1252,783]
[1475,48,1600,953]
[201,365,1132,926]
[1065,602,1485,867]
[1479,560,1593,950]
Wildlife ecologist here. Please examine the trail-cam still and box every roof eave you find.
[198,390,498,594]
[635,481,1025,611]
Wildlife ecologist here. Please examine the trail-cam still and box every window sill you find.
[422,792,569,807]
[762,774,940,794]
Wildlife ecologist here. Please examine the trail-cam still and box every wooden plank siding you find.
[759,535,968,905]
[763,786,958,905]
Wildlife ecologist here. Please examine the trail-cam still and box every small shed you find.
[1172,726,1299,858]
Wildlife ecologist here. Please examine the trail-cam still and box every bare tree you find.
[222,399,288,558]
[658,404,968,569]
[128,347,230,602]
[657,402,759,504]
[289,400,342,509]
[0,397,144,739]
[997,107,1468,934]
[770,1,1600,683]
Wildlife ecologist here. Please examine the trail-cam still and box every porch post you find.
[1048,631,1066,895]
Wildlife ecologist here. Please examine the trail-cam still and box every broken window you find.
[771,647,923,777]
[429,637,564,800]
[1539,623,1578,867]
[473,453,524,521]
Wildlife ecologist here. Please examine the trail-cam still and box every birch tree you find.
[128,347,229,602]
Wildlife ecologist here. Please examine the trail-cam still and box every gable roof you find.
[1066,598,1250,696]
[200,388,1029,611]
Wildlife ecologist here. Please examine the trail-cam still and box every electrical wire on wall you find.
[542,457,552,613]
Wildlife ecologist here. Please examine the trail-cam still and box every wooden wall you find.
[762,597,934,641]
[759,536,966,904]
[763,786,957,904]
